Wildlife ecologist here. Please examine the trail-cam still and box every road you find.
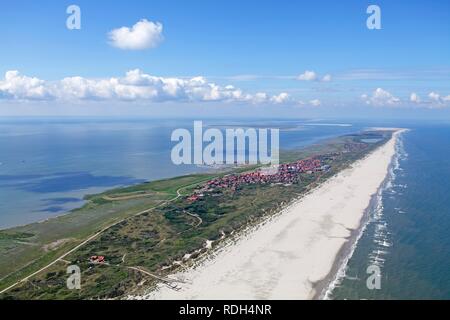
[0,179,207,294]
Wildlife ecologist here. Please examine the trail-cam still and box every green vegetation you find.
[0,174,215,290]
[0,232,34,240]
[0,130,392,299]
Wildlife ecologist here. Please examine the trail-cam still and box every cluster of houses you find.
[187,156,332,203]
[89,255,106,264]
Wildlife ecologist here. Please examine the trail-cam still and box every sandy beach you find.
[135,130,402,300]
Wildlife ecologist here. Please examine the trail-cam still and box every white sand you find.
[136,130,402,300]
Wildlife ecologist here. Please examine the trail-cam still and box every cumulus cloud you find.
[361,89,450,108]
[0,70,297,105]
[428,92,440,101]
[297,71,332,82]
[309,99,321,107]
[270,92,290,104]
[297,70,317,81]
[0,71,52,100]
[410,92,421,103]
[428,92,450,106]
[362,88,400,106]
[108,19,163,50]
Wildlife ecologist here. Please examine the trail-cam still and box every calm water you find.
[0,118,364,228]
[331,124,450,299]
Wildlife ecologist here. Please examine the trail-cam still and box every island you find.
[0,129,401,299]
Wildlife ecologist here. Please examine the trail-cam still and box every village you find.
[187,155,335,203]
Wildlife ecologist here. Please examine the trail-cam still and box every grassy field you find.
[0,174,215,289]
[0,130,392,299]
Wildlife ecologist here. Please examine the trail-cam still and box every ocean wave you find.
[366,132,409,278]
[324,130,408,299]
[366,132,409,273]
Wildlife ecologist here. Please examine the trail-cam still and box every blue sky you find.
[0,0,449,118]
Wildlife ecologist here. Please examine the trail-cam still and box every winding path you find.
[0,178,208,294]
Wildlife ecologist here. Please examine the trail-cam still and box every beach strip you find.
[135,130,403,300]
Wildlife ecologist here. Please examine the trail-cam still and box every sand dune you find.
[135,130,402,300]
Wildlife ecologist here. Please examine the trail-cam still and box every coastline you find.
[134,129,404,300]
[313,175,384,300]
[314,130,403,299]
[319,129,407,299]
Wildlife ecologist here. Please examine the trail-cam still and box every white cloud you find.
[270,92,290,104]
[108,19,163,50]
[410,92,421,103]
[362,88,400,106]
[427,92,450,107]
[428,91,441,102]
[297,71,332,83]
[309,99,321,107]
[0,70,293,105]
[321,74,332,82]
[0,70,51,100]
[362,90,450,108]
[297,70,317,81]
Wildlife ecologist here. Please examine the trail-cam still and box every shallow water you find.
[0,118,364,228]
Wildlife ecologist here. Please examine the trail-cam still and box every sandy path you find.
[137,131,401,300]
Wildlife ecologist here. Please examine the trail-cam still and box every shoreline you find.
[318,129,407,299]
[134,129,404,300]
[314,135,398,299]
[0,162,245,232]
[313,176,384,300]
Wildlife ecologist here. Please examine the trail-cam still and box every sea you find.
[0,117,449,299]
[329,122,450,300]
